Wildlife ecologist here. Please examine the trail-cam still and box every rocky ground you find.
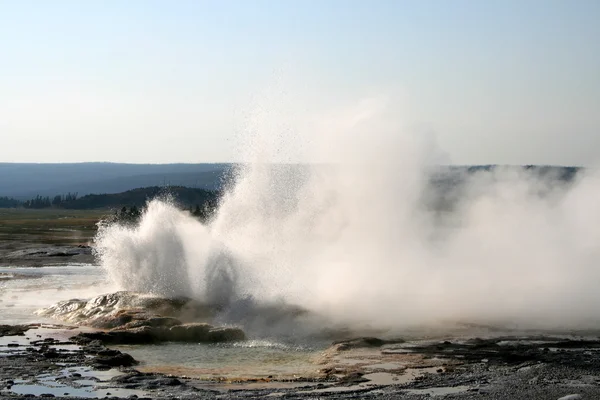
[37,292,246,345]
[2,232,599,399]
[2,322,600,399]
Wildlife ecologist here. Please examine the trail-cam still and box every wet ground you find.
[3,324,600,399]
[0,265,110,325]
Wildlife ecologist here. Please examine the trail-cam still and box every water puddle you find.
[362,372,400,385]
[299,366,444,394]
[5,366,143,399]
[0,335,33,348]
[60,366,125,380]
[300,385,371,393]
[120,341,324,380]
[0,265,108,326]
[0,326,83,358]
[9,383,149,398]
[51,344,81,352]
[365,366,442,385]
[365,362,404,370]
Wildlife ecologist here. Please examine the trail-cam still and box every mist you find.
[94,96,600,334]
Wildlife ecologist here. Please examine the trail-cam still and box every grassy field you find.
[0,208,110,245]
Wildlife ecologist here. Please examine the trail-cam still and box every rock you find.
[73,326,163,345]
[43,291,246,346]
[110,371,182,390]
[94,350,137,367]
[38,291,210,328]
[72,323,245,345]
[81,340,105,353]
[88,309,138,329]
[43,348,60,358]
[168,323,212,342]
[206,326,246,342]
[149,377,182,386]
[332,337,391,351]
[97,348,125,357]
[0,324,32,337]
[339,372,368,384]
[88,309,182,330]
[120,315,182,330]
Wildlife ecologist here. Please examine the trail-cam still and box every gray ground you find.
[2,324,600,399]
[1,235,598,399]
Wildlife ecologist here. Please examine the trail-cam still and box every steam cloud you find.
[94,95,600,333]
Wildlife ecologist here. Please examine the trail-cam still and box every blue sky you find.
[0,1,599,165]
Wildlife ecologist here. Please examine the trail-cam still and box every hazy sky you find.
[1,1,599,165]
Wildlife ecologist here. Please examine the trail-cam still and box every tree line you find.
[0,196,21,208]
[0,193,79,209]
[0,187,217,210]
[0,186,219,224]
[107,203,215,225]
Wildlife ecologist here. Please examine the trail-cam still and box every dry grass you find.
[0,209,110,245]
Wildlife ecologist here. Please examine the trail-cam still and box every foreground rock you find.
[40,291,246,345]
[72,323,246,345]
[38,291,215,327]
[0,330,137,370]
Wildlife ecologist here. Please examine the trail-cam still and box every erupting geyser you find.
[94,95,600,333]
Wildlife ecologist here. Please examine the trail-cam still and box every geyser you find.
[94,96,600,332]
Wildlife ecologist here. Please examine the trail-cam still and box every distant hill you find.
[37,171,225,200]
[0,163,230,199]
[424,165,582,212]
[0,163,583,204]
[4,164,579,211]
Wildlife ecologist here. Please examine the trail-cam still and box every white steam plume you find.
[94,92,600,333]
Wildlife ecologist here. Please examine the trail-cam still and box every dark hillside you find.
[60,186,219,210]
[0,163,229,198]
